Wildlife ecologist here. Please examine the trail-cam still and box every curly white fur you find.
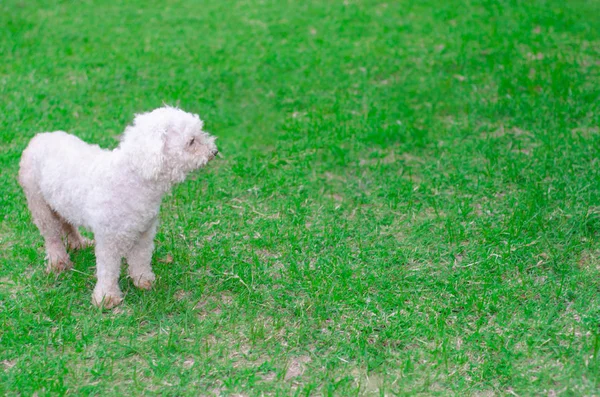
[18,107,218,308]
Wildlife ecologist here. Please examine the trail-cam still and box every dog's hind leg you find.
[19,175,72,273]
[126,220,157,290]
[61,222,94,251]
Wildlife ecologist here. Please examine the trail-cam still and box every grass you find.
[1,0,599,394]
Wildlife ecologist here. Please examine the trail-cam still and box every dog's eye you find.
[188,138,195,146]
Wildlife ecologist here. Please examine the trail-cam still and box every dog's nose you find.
[212,149,219,157]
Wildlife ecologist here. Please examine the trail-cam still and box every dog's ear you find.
[121,124,167,180]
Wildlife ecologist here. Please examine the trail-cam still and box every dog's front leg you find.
[126,221,157,290]
[92,240,124,308]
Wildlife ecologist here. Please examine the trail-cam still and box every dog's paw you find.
[92,288,123,309]
[68,237,95,250]
[45,255,73,273]
[132,272,156,290]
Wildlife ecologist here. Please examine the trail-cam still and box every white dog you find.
[18,107,218,308]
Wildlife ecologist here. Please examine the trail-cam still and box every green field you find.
[1,0,600,395]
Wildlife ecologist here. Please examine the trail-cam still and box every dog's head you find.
[121,107,218,181]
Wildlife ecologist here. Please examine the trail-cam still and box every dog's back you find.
[19,131,111,226]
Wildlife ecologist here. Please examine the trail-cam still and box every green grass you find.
[1,0,600,395]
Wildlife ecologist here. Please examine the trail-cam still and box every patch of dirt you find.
[0,277,25,299]
[174,290,189,301]
[571,126,599,139]
[260,372,277,381]
[183,358,194,368]
[472,391,496,397]
[285,355,311,380]
[2,360,16,370]
[577,250,600,271]
[255,249,281,260]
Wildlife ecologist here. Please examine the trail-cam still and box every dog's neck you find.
[113,147,180,196]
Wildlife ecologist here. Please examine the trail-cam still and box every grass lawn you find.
[1,0,600,395]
